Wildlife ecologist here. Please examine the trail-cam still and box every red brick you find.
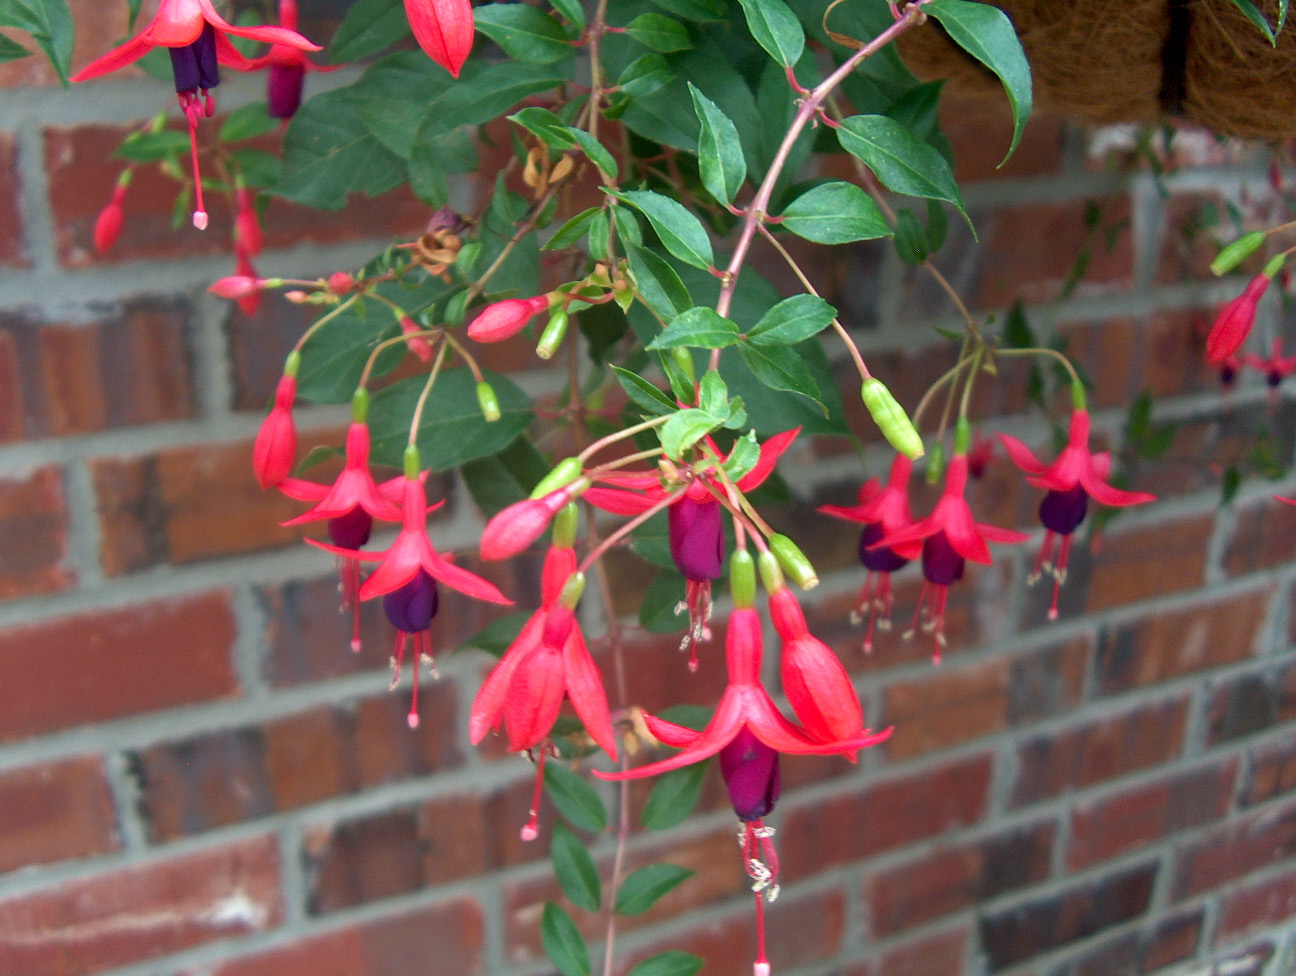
[1010,695,1190,807]
[865,819,1055,937]
[180,898,485,976]
[1172,800,1296,901]
[780,753,992,881]
[0,592,237,740]
[1065,760,1238,870]
[0,133,24,267]
[134,689,461,842]
[942,97,1065,184]
[0,301,195,442]
[0,755,118,873]
[1215,865,1296,943]
[1242,731,1296,806]
[882,657,1009,759]
[1094,587,1271,695]
[0,465,72,600]
[44,123,426,269]
[1006,636,1090,726]
[855,926,969,976]
[1224,495,1296,576]
[0,835,282,975]
[0,330,21,442]
[978,861,1157,971]
[1082,514,1214,614]
[504,828,743,960]
[1206,660,1296,746]
[1055,316,1142,412]
[1138,308,1219,399]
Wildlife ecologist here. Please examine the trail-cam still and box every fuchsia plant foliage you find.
[49,0,1296,973]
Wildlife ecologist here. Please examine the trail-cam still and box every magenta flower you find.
[466,295,551,343]
[999,409,1154,619]
[252,372,297,489]
[243,0,339,119]
[405,0,475,79]
[817,454,921,651]
[873,454,1029,661]
[1207,270,1272,364]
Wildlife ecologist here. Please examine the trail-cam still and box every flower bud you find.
[400,315,433,362]
[1206,271,1272,364]
[235,187,263,257]
[327,272,355,295]
[925,440,946,485]
[466,295,551,343]
[94,179,129,255]
[729,549,755,609]
[476,380,501,421]
[551,502,579,549]
[530,457,584,499]
[860,378,924,460]
[253,368,298,489]
[768,533,818,590]
[767,586,808,640]
[535,309,570,360]
[210,275,269,300]
[480,483,588,560]
[1210,231,1266,276]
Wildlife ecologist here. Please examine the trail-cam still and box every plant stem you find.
[579,414,672,462]
[408,341,449,448]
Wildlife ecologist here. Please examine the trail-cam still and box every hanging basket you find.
[895,0,1296,141]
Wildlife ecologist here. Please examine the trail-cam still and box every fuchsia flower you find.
[1207,270,1273,364]
[817,454,921,651]
[999,409,1155,619]
[71,0,320,231]
[94,178,128,255]
[405,0,475,79]
[1244,338,1296,398]
[252,371,297,489]
[243,0,339,119]
[873,454,1029,662]
[466,295,552,343]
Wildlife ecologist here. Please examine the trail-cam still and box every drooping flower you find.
[1244,338,1296,403]
[405,0,475,79]
[1206,270,1273,364]
[232,245,262,317]
[381,569,440,728]
[873,453,1030,662]
[998,409,1154,619]
[243,0,339,119]
[720,729,780,822]
[94,174,130,255]
[71,0,320,229]
[466,295,552,343]
[279,417,403,651]
[817,454,921,651]
[252,370,298,489]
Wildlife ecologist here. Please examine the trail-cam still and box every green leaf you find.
[408,139,449,207]
[551,823,602,913]
[550,0,587,28]
[697,369,728,416]
[627,952,704,976]
[625,12,692,51]
[661,408,724,460]
[626,242,692,320]
[219,103,279,143]
[893,208,927,265]
[357,99,432,159]
[542,903,591,976]
[926,198,949,252]
[547,207,602,250]
[925,0,1033,162]
[778,182,891,244]
[0,33,29,63]
[612,190,714,270]
[114,130,189,163]
[615,864,695,915]
[613,365,676,415]
[688,84,747,206]
[1223,0,1277,42]
[425,63,568,134]
[617,53,675,97]
[640,762,707,828]
[566,127,618,181]
[0,0,71,83]
[638,569,687,632]
[723,430,761,481]
[510,106,577,149]
[837,115,969,226]
[229,148,282,188]
[475,5,574,63]
[545,762,608,832]
[746,294,836,346]
[296,302,401,403]
[368,368,535,470]
[652,0,727,20]
[460,436,548,516]
[738,342,822,403]
[328,0,410,62]
[737,0,805,66]
[456,611,533,656]
[649,307,741,349]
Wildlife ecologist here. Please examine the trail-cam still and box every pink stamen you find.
[521,745,548,842]
[1029,531,1056,583]
[179,94,208,230]
[1048,535,1074,622]
[341,559,362,652]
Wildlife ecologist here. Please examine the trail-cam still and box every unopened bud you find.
[1211,231,1266,276]
[476,380,501,421]
[467,295,551,343]
[552,502,579,548]
[327,272,355,294]
[860,379,923,460]
[757,548,784,593]
[530,457,584,499]
[557,571,586,609]
[925,440,946,485]
[535,309,570,360]
[729,549,756,609]
[209,275,269,300]
[768,533,818,590]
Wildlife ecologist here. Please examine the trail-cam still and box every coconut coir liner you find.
[895,0,1296,140]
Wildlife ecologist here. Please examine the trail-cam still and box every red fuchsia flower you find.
[479,481,588,561]
[71,0,320,232]
[233,246,262,317]
[873,452,1030,662]
[1218,353,1243,391]
[234,186,262,258]
[405,0,475,79]
[998,408,1155,620]
[585,427,801,661]
[94,175,129,255]
[242,0,339,120]
[721,729,781,976]
[1244,338,1296,403]
[466,295,551,343]
[399,316,433,363]
[1206,268,1276,364]
[966,430,996,479]
[817,454,921,652]
[210,274,273,299]
[278,412,403,652]
[253,368,298,489]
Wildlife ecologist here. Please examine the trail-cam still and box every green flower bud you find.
[552,502,579,549]
[768,533,818,590]
[559,571,586,609]
[1210,231,1266,276]
[671,347,695,383]
[729,549,756,609]
[476,381,501,422]
[351,387,370,423]
[954,416,971,456]
[860,378,923,459]
[925,440,946,485]
[757,548,784,593]
[530,457,584,499]
[403,444,421,480]
[536,309,570,360]
[283,349,301,378]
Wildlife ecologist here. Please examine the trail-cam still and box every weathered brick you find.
[177,898,486,976]
[943,98,1065,183]
[780,753,992,881]
[0,835,282,975]
[1094,587,1271,695]
[0,592,237,740]
[44,123,426,268]
[1042,908,1203,976]
[1225,494,1296,576]
[1206,659,1296,745]
[1215,865,1296,943]
[0,465,72,600]
[134,689,461,841]
[1065,760,1238,870]
[1241,730,1296,806]
[0,755,118,874]
[0,133,24,267]
[881,657,1009,759]
[865,819,1056,937]
[853,926,969,976]
[1081,514,1214,614]
[978,861,1157,971]
[1006,636,1090,726]
[1010,695,1189,808]
[0,300,195,442]
[1172,801,1296,901]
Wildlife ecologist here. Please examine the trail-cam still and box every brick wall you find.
[1,5,1295,976]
